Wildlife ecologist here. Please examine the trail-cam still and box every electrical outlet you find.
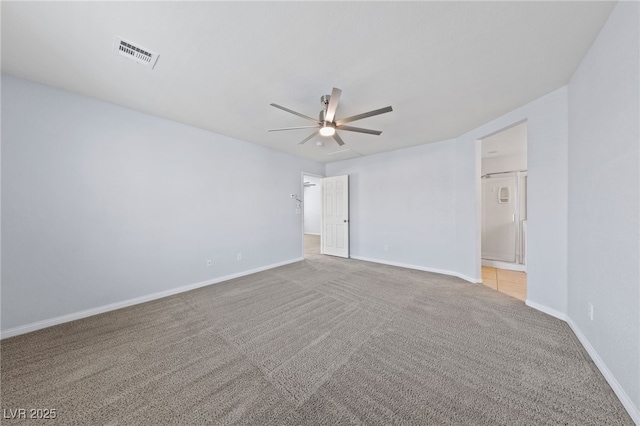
[237,253,242,261]
[206,259,212,267]
[588,302,594,321]
[384,244,389,251]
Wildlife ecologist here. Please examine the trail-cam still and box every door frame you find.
[301,171,325,258]
[476,119,528,280]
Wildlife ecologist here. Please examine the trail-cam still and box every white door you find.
[322,175,349,258]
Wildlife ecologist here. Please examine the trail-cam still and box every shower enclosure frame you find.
[480,169,527,271]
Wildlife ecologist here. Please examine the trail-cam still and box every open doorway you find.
[302,173,323,258]
[480,122,528,301]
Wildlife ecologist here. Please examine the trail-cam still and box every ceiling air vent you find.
[113,36,159,69]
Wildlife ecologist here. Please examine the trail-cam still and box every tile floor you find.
[482,266,527,301]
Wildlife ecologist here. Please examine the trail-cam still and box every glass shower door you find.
[482,174,517,263]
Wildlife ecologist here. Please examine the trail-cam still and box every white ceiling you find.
[1,1,615,163]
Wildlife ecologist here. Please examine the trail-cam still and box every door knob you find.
[344,220,349,223]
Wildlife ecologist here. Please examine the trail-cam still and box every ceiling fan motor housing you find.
[318,109,335,136]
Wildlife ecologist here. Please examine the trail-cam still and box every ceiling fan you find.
[268,88,392,146]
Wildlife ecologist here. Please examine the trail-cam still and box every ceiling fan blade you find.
[298,130,319,145]
[268,125,320,132]
[335,106,393,126]
[270,103,319,123]
[332,132,345,146]
[324,87,342,123]
[336,125,382,135]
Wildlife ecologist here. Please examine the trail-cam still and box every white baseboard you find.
[565,317,639,425]
[524,300,639,424]
[525,299,567,321]
[0,257,303,340]
[350,255,481,284]
[304,232,321,236]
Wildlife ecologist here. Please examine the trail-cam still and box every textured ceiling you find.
[1,2,615,163]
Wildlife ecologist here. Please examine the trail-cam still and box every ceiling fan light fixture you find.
[319,123,335,137]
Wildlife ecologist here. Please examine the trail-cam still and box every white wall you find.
[481,153,527,176]
[303,175,322,234]
[568,1,639,418]
[326,138,465,278]
[1,74,324,334]
[458,88,569,315]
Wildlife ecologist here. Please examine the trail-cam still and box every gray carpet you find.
[1,241,632,425]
